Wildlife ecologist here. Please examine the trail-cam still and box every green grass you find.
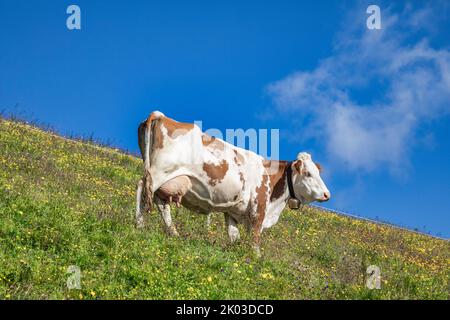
[0,118,448,299]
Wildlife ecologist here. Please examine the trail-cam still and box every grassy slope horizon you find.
[0,118,448,299]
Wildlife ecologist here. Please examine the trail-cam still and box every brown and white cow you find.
[135,111,330,254]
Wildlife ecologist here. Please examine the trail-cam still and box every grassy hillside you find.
[0,118,448,300]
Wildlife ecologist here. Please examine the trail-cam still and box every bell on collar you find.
[288,198,300,209]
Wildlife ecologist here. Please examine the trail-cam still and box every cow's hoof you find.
[136,220,145,229]
[167,226,179,237]
[229,235,241,244]
[229,229,241,243]
[253,246,262,258]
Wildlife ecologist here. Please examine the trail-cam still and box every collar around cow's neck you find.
[286,162,298,202]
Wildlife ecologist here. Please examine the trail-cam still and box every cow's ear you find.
[315,162,322,172]
[293,160,302,173]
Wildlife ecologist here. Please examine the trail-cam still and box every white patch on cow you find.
[263,194,288,230]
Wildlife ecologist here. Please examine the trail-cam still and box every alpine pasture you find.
[0,118,448,299]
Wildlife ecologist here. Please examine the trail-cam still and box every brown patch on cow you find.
[139,113,165,153]
[239,171,245,183]
[293,159,302,174]
[253,174,269,240]
[233,150,245,166]
[202,134,215,146]
[161,117,194,138]
[203,160,229,186]
[152,120,164,149]
[137,121,147,159]
[263,160,289,201]
[238,171,245,190]
[202,134,225,151]
[138,114,162,159]
[255,174,269,214]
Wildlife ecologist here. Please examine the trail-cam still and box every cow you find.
[135,111,330,255]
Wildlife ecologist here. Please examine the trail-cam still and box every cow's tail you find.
[139,111,165,213]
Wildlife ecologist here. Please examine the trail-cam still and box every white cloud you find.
[267,3,450,175]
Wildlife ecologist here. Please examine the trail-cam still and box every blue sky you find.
[1,0,449,237]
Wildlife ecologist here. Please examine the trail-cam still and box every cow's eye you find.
[305,172,312,177]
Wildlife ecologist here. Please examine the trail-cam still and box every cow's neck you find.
[262,160,294,230]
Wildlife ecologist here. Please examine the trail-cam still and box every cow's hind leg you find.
[224,213,240,243]
[155,196,179,236]
[135,179,145,228]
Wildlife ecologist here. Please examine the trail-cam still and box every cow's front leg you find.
[251,211,265,258]
[155,196,179,236]
[135,179,145,228]
[224,213,240,243]
[252,231,262,258]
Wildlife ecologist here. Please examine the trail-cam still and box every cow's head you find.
[292,152,330,204]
